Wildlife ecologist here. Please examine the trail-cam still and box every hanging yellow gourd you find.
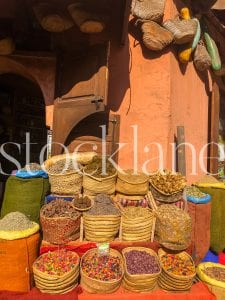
[178,7,193,63]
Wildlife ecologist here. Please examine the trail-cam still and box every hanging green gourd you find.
[203,23,222,71]
[191,19,201,51]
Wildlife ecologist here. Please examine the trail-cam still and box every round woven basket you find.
[80,248,124,293]
[150,185,183,203]
[40,202,81,245]
[44,154,84,195]
[158,248,196,291]
[83,170,117,196]
[122,247,161,292]
[83,214,121,242]
[33,251,79,294]
[116,170,149,195]
[72,196,94,212]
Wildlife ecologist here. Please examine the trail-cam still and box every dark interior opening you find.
[0,73,47,206]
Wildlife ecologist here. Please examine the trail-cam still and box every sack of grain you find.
[1,176,49,223]
[131,0,166,23]
[0,212,39,240]
[155,204,192,250]
[0,232,40,292]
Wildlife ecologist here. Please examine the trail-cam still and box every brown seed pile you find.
[0,212,34,231]
[73,196,92,209]
[85,194,120,216]
[84,156,116,178]
[41,200,80,219]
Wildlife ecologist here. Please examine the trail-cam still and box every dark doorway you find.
[0,73,47,205]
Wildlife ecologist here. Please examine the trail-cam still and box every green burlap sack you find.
[1,176,49,224]
[199,186,225,254]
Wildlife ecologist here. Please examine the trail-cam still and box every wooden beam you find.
[208,82,220,175]
[121,0,132,45]
[177,126,186,176]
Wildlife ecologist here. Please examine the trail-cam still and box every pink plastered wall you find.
[107,0,211,182]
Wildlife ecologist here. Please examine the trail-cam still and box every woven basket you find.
[40,202,81,245]
[122,247,161,292]
[83,171,117,196]
[80,248,124,293]
[150,185,183,203]
[163,19,197,44]
[131,0,166,23]
[44,154,84,195]
[121,208,153,242]
[194,41,211,72]
[72,196,94,212]
[33,251,79,294]
[0,37,15,55]
[83,214,121,242]
[116,170,149,195]
[155,205,192,251]
[158,249,196,281]
[206,284,225,300]
[142,21,173,51]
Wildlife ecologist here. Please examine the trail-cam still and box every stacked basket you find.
[83,214,121,242]
[121,207,154,242]
[83,194,121,242]
[158,249,196,292]
[122,247,161,292]
[33,250,80,294]
[80,248,124,293]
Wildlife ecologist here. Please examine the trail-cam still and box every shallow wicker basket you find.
[80,248,124,294]
[72,196,94,212]
[122,247,161,292]
[33,251,79,294]
[158,248,195,292]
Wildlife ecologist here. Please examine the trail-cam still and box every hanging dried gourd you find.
[194,40,212,72]
[33,3,74,33]
[67,3,105,34]
[0,37,15,55]
[163,13,198,45]
[131,0,166,23]
[204,27,222,71]
[141,21,173,51]
[178,8,201,63]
